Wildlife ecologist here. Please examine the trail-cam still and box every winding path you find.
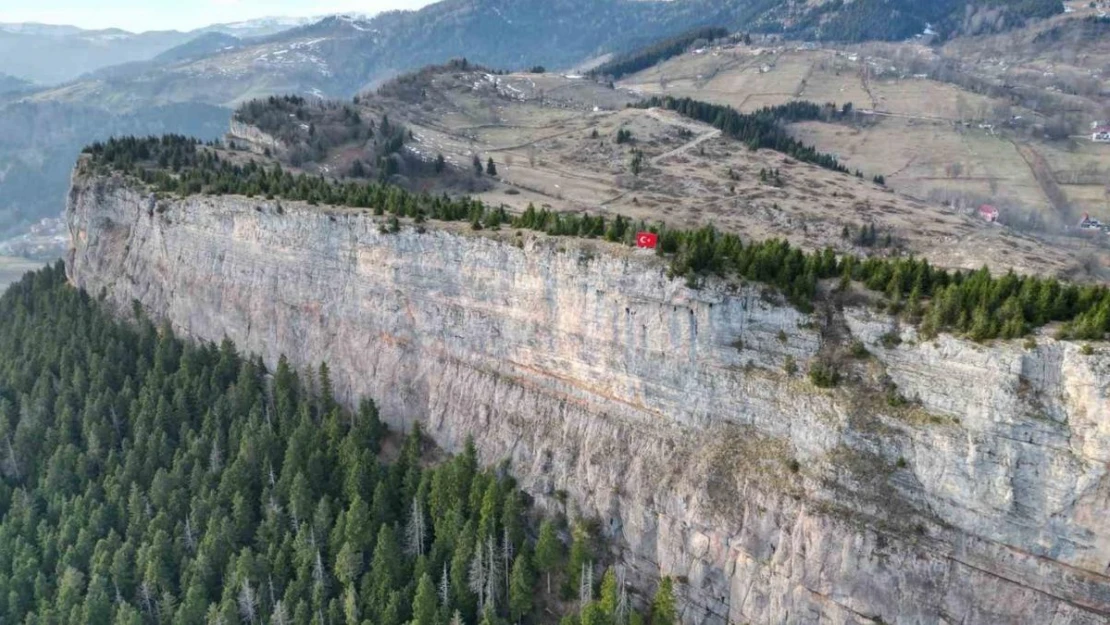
[651,128,722,165]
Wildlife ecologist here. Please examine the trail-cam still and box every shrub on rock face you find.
[783,355,798,375]
[849,339,869,358]
[808,361,840,388]
[880,332,902,348]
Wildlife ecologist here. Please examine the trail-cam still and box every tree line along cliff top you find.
[78,134,1110,344]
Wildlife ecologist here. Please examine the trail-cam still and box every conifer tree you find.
[650,578,676,625]
[581,602,610,625]
[599,568,618,617]
[412,573,439,625]
[343,586,360,625]
[534,519,562,594]
[508,549,534,622]
[566,523,592,596]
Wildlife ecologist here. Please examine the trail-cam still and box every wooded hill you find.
[233,96,411,178]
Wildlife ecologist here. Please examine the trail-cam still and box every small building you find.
[1093,126,1110,142]
[979,204,1000,222]
[1079,213,1105,231]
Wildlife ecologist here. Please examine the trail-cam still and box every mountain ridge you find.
[0,15,320,85]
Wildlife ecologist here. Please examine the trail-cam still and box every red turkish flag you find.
[636,231,658,249]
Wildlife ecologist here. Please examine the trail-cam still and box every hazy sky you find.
[0,0,437,32]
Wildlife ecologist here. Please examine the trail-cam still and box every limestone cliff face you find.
[67,171,1110,625]
[227,119,286,156]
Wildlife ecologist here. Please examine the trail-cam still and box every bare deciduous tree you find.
[184,513,197,553]
[405,499,426,556]
[579,562,594,606]
[209,439,223,473]
[616,566,630,625]
[2,435,20,480]
[440,563,451,609]
[270,600,290,625]
[485,536,500,611]
[139,580,155,616]
[238,579,258,625]
[468,541,486,610]
[501,527,514,597]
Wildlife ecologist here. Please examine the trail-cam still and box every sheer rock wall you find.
[67,171,1110,625]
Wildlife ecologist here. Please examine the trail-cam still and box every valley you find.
[0,254,42,289]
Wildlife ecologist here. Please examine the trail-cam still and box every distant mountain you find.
[0,23,85,37]
[153,32,244,64]
[0,0,1065,88]
[0,16,315,85]
[30,0,787,111]
[0,26,195,84]
[0,73,30,95]
[26,0,1067,111]
[199,16,325,38]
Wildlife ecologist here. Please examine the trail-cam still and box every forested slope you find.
[751,0,1063,41]
[0,265,665,625]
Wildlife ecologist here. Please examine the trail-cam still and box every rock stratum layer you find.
[67,171,1110,625]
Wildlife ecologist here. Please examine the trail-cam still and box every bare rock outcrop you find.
[227,119,286,156]
[66,171,1110,625]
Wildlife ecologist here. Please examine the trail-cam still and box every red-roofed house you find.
[979,204,1000,222]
